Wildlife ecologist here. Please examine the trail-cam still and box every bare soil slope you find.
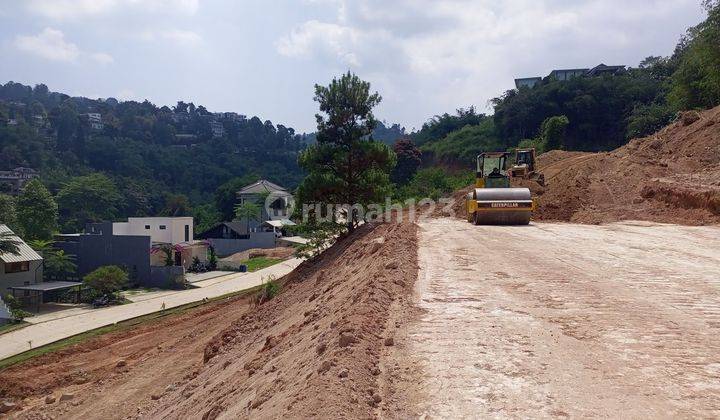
[1,294,255,419]
[1,222,417,419]
[447,106,720,225]
[149,221,417,419]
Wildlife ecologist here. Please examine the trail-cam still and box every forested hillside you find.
[0,83,309,231]
[416,1,720,163]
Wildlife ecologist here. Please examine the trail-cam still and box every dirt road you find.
[385,218,720,418]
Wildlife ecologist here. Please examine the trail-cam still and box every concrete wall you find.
[149,266,185,288]
[0,260,43,296]
[207,232,276,257]
[113,217,193,245]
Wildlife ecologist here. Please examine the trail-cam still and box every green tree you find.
[45,250,77,280]
[83,265,128,296]
[297,72,396,232]
[0,194,18,232]
[56,173,121,232]
[391,139,422,184]
[541,115,570,151]
[668,1,720,110]
[16,178,58,240]
[234,201,261,233]
[28,239,76,280]
[214,175,258,221]
[162,193,192,217]
[0,231,21,255]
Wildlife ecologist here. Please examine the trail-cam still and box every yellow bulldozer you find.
[507,148,545,186]
[465,151,536,225]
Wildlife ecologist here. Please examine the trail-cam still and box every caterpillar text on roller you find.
[465,151,536,225]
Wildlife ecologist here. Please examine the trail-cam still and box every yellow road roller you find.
[466,151,536,225]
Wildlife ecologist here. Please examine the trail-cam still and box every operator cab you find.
[476,152,511,188]
[516,149,535,171]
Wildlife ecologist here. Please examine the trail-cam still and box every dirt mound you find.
[535,106,720,224]
[447,106,720,225]
[147,221,418,419]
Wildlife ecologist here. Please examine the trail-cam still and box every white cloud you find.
[91,52,115,65]
[276,0,702,124]
[14,27,80,62]
[25,0,198,19]
[14,28,114,65]
[276,20,360,66]
[138,29,202,46]
[160,29,202,45]
[116,89,137,100]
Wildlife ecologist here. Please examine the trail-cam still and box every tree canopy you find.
[297,72,396,231]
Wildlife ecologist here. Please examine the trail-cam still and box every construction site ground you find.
[382,218,720,418]
[2,107,720,418]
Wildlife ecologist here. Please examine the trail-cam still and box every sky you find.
[0,0,708,133]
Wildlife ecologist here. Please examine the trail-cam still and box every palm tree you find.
[28,239,53,257]
[0,231,21,256]
[45,250,77,280]
[234,201,261,234]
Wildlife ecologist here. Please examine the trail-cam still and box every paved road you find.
[394,218,720,418]
[0,258,302,361]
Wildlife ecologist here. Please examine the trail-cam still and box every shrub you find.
[3,294,32,321]
[83,265,128,296]
[255,275,280,305]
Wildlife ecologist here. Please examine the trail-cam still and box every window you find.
[145,225,150,230]
[4,261,29,273]
[184,225,189,242]
[159,225,167,230]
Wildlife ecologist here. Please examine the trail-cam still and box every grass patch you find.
[0,285,264,371]
[241,256,283,272]
[0,321,30,336]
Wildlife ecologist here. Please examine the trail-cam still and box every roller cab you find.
[466,152,536,225]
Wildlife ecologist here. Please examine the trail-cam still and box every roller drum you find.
[472,187,532,225]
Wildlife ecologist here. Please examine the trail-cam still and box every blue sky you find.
[0,0,708,132]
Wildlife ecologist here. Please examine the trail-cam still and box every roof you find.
[237,179,288,195]
[8,281,82,291]
[264,219,297,228]
[198,220,262,238]
[0,225,42,263]
[587,64,625,75]
[549,68,589,74]
[278,236,309,245]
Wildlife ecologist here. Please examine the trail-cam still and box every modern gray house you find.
[54,222,152,286]
[515,63,626,89]
[514,77,542,89]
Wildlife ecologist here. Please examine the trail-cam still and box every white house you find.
[112,217,207,269]
[0,225,43,296]
[113,217,194,245]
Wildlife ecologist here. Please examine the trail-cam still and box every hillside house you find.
[514,77,542,89]
[210,120,224,138]
[0,167,38,195]
[548,68,589,81]
[515,63,627,89]
[83,113,104,130]
[237,179,293,222]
